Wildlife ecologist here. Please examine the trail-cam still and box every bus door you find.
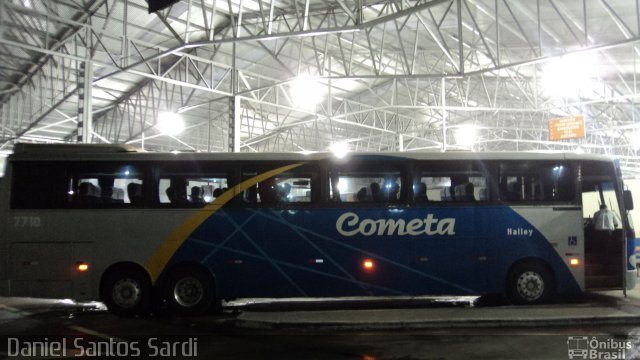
[581,176,624,289]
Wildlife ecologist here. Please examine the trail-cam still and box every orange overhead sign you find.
[549,115,585,141]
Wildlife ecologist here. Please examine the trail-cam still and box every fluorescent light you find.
[454,125,478,148]
[157,112,185,135]
[330,142,349,158]
[542,54,600,98]
[290,75,325,110]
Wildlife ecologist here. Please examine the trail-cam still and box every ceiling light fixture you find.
[157,111,185,136]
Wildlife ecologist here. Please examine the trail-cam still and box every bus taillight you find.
[363,259,375,271]
[570,258,580,267]
[76,262,89,272]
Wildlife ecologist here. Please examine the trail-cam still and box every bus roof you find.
[9,143,616,163]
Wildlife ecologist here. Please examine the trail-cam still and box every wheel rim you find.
[516,271,545,301]
[112,278,142,309]
[173,276,204,308]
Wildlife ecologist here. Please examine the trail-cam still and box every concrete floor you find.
[3,289,640,359]
[226,288,640,331]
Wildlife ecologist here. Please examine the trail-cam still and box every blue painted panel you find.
[168,205,581,298]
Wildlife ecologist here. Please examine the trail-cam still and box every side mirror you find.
[624,190,634,211]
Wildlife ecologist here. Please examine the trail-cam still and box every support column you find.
[77,59,93,144]
[229,40,240,153]
[228,96,240,153]
[456,0,464,74]
[441,77,447,152]
[1,103,6,141]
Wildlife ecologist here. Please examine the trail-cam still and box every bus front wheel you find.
[164,266,214,315]
[506,262,554,305]
[101,268,152,317]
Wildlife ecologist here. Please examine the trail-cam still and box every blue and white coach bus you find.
[0,144,635,316]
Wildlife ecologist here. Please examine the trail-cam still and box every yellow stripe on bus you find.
[144,162,306,283]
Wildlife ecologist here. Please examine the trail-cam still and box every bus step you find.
[585,275,622,289]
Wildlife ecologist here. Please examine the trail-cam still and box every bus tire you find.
[101,267,152,317]
[506,261,554,305]
[164,266,214,316]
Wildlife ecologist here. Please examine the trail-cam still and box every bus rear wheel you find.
[164,267,214,316]
[101,268,152,317]
[506,262,554,305]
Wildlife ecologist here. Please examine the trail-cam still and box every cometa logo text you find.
[336,212,456,237]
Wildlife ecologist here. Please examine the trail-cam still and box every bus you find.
[567,336,589,359]
[0,143,636,316]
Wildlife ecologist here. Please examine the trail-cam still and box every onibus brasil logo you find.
[567,336,632,359]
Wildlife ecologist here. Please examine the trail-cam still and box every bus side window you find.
[276,177,311,203]
[329,164,403,203]
[502,176,522,201]
[415,161,487,203]
[127,183,143,205]
[158,173,228,207]
[455,183,475,202]
[414,182,428,202]
[69,164,145,207]
[78,181,101,204]
[499,162,574,203]
[370,182,382,201]
[440,186,453,201]
[68,165,144,207]
[242,166,313,205]
[244,185,258,203]
[258,177,279,203]
[111,187,125,203]
[330,173,341,202]
[10,162,69,209]
[190,186,205,204]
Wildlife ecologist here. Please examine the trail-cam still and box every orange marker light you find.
[76,262,89,272]
[363,259,375,270]
[570,258,580,267]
